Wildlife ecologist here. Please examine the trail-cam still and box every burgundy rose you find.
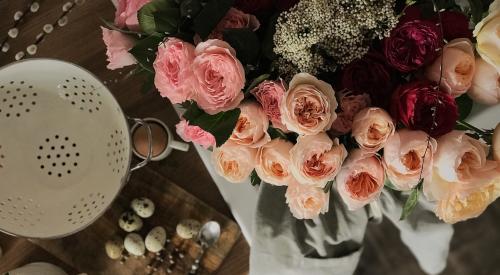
[384,20,442,73]
[436,11,473,40]
[235,0,273,14]
[274,0,299,11]
[341,51,395,107]
[391,80,459,137]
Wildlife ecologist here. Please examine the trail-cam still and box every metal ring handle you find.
[128,117,153,172]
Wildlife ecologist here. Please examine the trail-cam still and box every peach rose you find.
[255,139,294,186]
[230,102,271,148]
[337,149,385,211]
[209,8,260,40]
[289,133,347,188]
[175,119,216,149]
[251,80,287,131]
[425,38,476,97]
[330,91,371,135]
[383,130,437,191]
[193,40,245,114]
[285,179,329,219]
[351,107,395,153]
[114,0,151,31]
[101,27,137,70]
[468,57,500,105]
[425,131,500,202]
[153,38,196,104]
[280,73,338,135]
[473,0,500,72]
[494,123,500,161]
[212,141,257,183]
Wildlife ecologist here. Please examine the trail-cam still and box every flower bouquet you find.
[102,0,500,224]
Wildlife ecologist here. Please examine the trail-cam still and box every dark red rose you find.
[435,11,473,40]
[235,0,273,14]
[384,20,442,73]
[274,0,299,11]
[341,52,395,108]
[391,80,458,137]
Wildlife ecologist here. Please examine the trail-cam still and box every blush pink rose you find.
[212,141,257,183]
[330,91,371,135]
[101,27,137,70]
[290,133,347,188]
[255,139,294,186]
[153,38,196,104]
[175,119,216,149]
[114,0,151,31]
[352,107,395,153]
[192,40,245,114]
[383,130,437,191]
[425,38,476,97]
[209,8,260,40]
[337,149,385,211]
[251,80,287,131]
[280,73,338,135]
[230,101,271,148]
[285,179,329,219]
[468,57,500,105]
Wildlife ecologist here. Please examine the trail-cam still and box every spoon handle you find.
[188,246,206,275]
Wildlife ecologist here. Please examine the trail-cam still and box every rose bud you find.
[208,8,260,40]
[255,139,294,186]
[251,80,288,132]
[351,107,395,153]
[285,179,329,220]
[176,120,216,149]
[330,91,371,135]
[114,0,150,31]
[230,101,271,148]
[212,141,257,183]
[468,57,500,105]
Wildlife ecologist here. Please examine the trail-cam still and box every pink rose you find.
[153,38,196,104]
[209,8,260,40]
[114,0,151,31]
[192,40,245,114]
[280,73,338,135]
[251,80,288,131]
[468,57,500,105]
[290,133,347,188]
[101,27,137,70]
[330,91,371,135]
[337,149,385,211]
[425,38,476,97]
[255,139,294,186]
[230,101,271,148]
[351,107,395,153]
[212,141,257,183]
[175,119,216,149]
[383,130,437,191]
[285,179,329,219]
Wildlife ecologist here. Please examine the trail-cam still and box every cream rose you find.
[473,0,500,72]
[468,57,500,105]
[351,107,395,153]
[255,139,294,186]
[280,73,338,135]
[285,179,329,220]
[383,130,437,191]
[289,133,347,188]
[229,101,271,148]
[212,141,257,183]
[337,149,385,211]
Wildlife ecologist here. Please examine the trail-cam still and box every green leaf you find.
[223,28,260,64]
[182,102,241,146]
[100,18,142,35]
[129,35,164,72]
[456,94,473,121]
[468,0,484,24]
[245,74,270,94]
[323,180,334,193]
[153,9,181,34]
[192,0,234,40]
[250,170,262,186]
[400,180,423,220]
[267,126,288,140]
[262,14,279,60]
[138,0,179,35]
[180,0,202,18]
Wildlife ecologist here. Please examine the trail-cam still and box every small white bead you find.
[15,51,25,61]
[8,28,19,38]
[74,0,86,5]
[14,11,23,21]
[43,24,54,33]
[63,2,73,12]
[26,44,37,55]
[1,43,10,53]
[30,2,40,13]
[57,16,68,27]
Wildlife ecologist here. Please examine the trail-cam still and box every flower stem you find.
[457,120,486,135]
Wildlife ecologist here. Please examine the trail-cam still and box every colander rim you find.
[0,58,134,239]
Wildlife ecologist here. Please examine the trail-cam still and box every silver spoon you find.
[188,221,221,274]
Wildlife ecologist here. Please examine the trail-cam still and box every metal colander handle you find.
[128,117,153,172]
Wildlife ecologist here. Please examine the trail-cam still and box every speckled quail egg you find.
[124,233,146,256]
[131,197,155,218]
[176,219,201,239]
[105,236,124,260]
[145,226,167,253]
[118,211,143,232]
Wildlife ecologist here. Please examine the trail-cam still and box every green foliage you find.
[267,126,288,140]
[192,0,234,40]
[323,180,334,193]
[456,94,473,121]
[138,0,180,35]
[129,35,164,72]
[223,28,261,64]
[244,74,270,95]
[251,170,262,186]
[400,179,423,220]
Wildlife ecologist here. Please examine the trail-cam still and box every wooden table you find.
[0,0,249,274]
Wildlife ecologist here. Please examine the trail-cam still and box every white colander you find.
[0,59,152,239]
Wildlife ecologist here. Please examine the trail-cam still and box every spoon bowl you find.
[198,221,221,248]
